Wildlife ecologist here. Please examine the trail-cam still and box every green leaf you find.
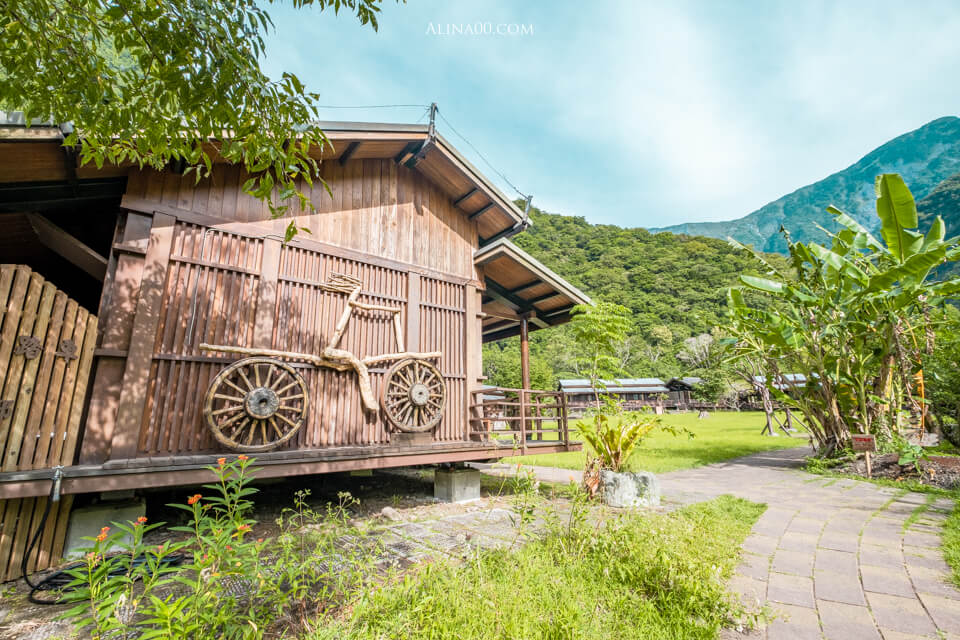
[739,275,785,294]
[875,173,921,262]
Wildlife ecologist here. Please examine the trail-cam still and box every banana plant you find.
[726,174,960,452]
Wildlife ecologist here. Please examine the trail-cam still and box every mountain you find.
[482,207,790,386]
[918,171,960,280]
[653,116,960,253]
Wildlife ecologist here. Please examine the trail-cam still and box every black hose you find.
[21,470,185,605]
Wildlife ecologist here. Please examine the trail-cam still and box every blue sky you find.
[262,0,960,228]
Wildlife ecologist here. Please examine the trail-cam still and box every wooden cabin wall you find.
[121,159,480,281]
[82,157,486,464]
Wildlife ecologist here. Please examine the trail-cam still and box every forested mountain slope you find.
[654,116,960,252]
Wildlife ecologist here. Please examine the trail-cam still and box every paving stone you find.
[860,565,915,598]
[902,530,941,549]
[907,564,960,601]
[766,603,823,640]
[814,569,866,605]
[738,551,772,581]
[878,630,939,640]
[768,572,816,608]
[815,548,858,575]
[866,593,937,636]
[744,533,780,556]
[789,518,826,535]
[903,546,950,572]
[860,543,905,569]
[729,574,768,605]
[816,599,880,639]
[917,592,960,633]
[773,549,815,576]
[779,532,820,554]
[818,532,859,552]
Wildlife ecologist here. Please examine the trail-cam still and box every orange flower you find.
[217,457,226,466]
[96,526,109,542]
[256,538,263,544]
[237,524,251,533]
[188,494,202,505]
[135,516,148,526]
[237,454,249,461]
[225,544,232,551]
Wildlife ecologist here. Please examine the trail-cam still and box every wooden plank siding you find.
[75,153,487,461]
[121,159,479,281]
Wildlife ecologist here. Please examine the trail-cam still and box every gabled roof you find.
[666,376,703,391]
[558,378,669,394]
[475,238,592,342]
[0,114,524,241]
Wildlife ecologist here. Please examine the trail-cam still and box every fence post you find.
[519,389,527,454]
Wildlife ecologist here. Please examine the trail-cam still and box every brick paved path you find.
[660,448,959,640]
[486,447,959,638]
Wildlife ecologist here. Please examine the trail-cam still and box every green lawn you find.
[310,496,765,640]
[505,411,809,473]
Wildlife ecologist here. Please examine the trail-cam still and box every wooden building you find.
[666,377,702,408]
[558,378,672,416]
[0,115,586,579]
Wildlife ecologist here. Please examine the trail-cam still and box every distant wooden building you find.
[0,115,587,579]
[558,378,671,416]
[666,377,702,407]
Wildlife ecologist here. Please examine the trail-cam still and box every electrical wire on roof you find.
[314,104,430,109]
[434,109,529,201]
[308,102,532,212]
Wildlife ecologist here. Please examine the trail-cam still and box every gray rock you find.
[380,506,403,521]
[599,470,660,508]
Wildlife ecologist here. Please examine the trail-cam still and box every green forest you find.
[481,206,788,389]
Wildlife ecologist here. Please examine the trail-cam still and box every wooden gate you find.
[0,263,97,578]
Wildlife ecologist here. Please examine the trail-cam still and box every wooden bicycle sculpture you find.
[199,273,446,452]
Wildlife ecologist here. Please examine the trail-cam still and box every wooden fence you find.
[0,263,97,579]
[468,388,571,452]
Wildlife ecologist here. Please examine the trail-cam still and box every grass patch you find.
[946,505,960,589]
[507,411,808,473]
[309,496,766,640]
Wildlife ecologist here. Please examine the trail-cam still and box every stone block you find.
[434,468,481,503]
[598,470,660,508]
[64,499,146,558]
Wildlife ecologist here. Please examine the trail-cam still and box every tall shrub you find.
[727,174,960,453]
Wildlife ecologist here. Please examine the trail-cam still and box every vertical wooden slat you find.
[110,213,176,460]
[254,238,281,349]
[0,270,44,463]
[60,315,98,466]
[2,281,55,471]
[18,292,67,469]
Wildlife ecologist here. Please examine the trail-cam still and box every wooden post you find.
[109,213,176,460]
[519,313,531,443]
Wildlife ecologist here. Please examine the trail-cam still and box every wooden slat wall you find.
[137,223,264,455]
[126,159,479,280]
[0,265,97,471]
[419,276,467,442]
[131,221,470,456]
[274,245,409,448]
[0,495,73,582]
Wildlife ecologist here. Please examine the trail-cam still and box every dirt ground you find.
[835,452,960,489]
[0,466,575,640]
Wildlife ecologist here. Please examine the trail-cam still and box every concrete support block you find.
[434,468,481,503]
[64,499,146,558]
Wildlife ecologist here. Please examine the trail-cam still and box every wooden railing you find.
[468,388,574,453]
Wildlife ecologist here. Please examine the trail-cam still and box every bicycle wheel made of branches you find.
[204,357,309,452]
[381,358,446,432]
